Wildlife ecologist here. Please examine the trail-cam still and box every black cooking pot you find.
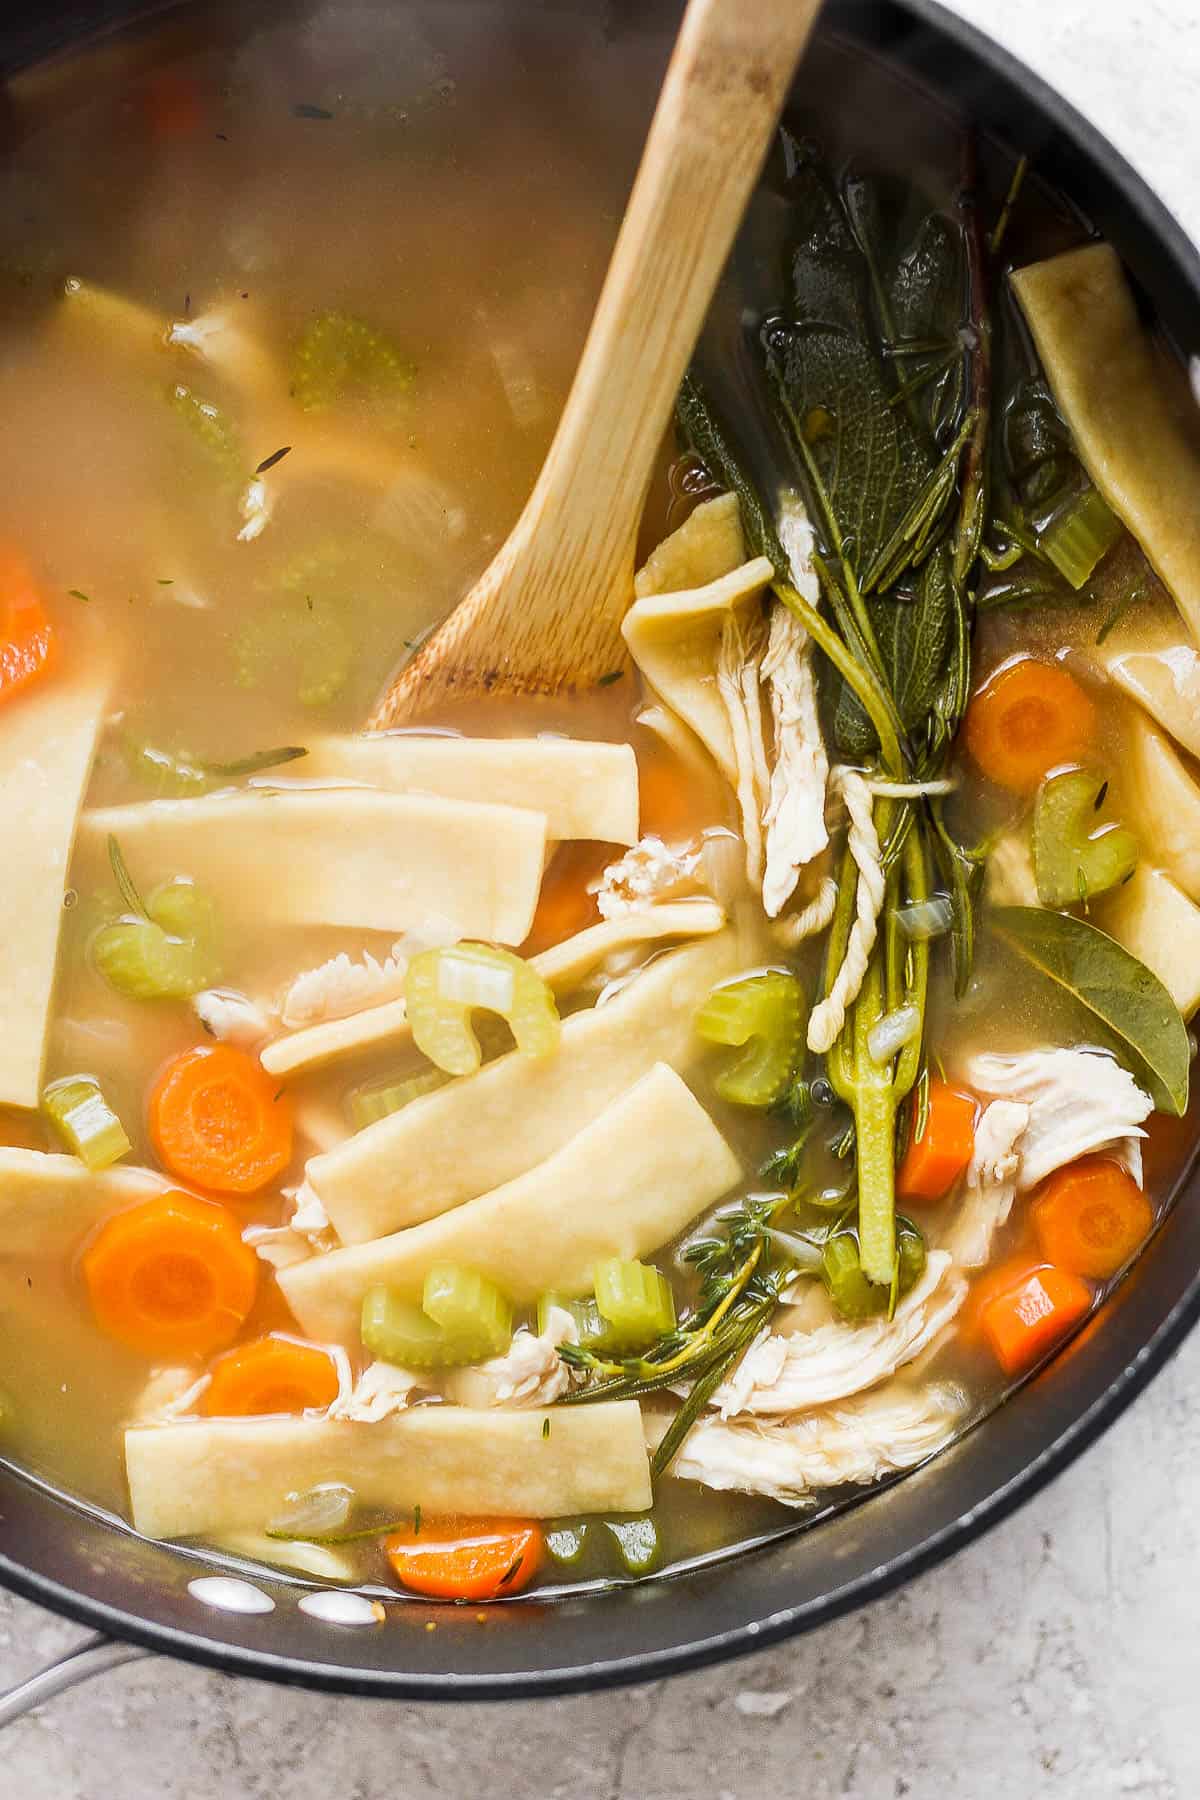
[2,0,1199,1712]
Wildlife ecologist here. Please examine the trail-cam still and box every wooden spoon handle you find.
[512,0,821,590]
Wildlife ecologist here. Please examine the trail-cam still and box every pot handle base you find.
[0,1632,152,1729]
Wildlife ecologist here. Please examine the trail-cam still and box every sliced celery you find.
[1033,767,1138,907]
[347,1067,448,1131]
[361,1287,447,1369]
[536,1291,614,1353]
[545,1520,591,1566]
[603,1516,660,1576]
[821,1220,925,1322]
[41,1076,130,1170]
[292,312,415,415]
[1038,484,1124,589]
[694,970,804,1107]
[593,1258,676,1351]
[167,382,244,484]
[422,1264,513,1360]
[92,876,218,1001]
[406,943,561,1077]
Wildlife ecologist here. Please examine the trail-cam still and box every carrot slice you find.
[980,1263,1092,1376]
[897,1079,977,1204]
[82,1190,259,1357]
[149,1044,293,1196]
[522,845,604,955]
[963,657,1095,793]
[203,1333,340,1417]
[1032,1156,1153,1279]
[637,748,697,844]
[384,1516,544,1601]
[0,549,56,708]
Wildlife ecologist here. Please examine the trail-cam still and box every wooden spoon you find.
[370,0,822,728]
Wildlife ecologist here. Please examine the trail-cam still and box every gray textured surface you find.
[4,1,1200,1793]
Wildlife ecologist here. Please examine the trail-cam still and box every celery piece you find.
[167,382,244,484]
[422,1264,513,1361]
[41,1076,130,1170]
[360,1287,447,1369]
[603,1516,660,1576]
[147,878,217,945]
[1033,767,1138,908]
[405,943,561,1077]
[234,595,355,710]
[593,1258,676,1351]
[91,918,210,999]
[545,1520,591,1566]
[347,1067,448,1131]
[536,1292,615,1353]
[1038,483,1124,589]
[694,970,804,1107]
[292,312,415,415]
[821,1220,926,1322]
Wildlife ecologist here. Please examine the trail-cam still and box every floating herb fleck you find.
[293,102,334,120]
[68,589,90,603]
[255,445,292,475]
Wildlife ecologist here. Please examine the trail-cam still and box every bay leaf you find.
[990,904,1190,1115]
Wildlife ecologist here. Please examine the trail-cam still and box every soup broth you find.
[1,0,1197,1606]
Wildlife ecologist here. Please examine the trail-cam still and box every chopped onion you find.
[894,895,954,942]
[765,1227,825,1273]
[867,1004,921,1066]
[267,1483,354,1539]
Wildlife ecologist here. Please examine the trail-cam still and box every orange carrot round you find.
[82,1190,259,1357]
[897,1079,977,1204]
[149,1044,292,1196]
[979,1263,1092,1377]
[1032,1157,1153,1280]
[0,549,57,708]
[203,1333,340,1417]
[963,657,1095,793]
[384,1516,544,1601]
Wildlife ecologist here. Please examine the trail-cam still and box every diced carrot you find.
[0,549,57,708]
[384,1516,544,1601]
[980,1263,1093,1376]
[522,844,604,955]
[82,1190,259,1357]
[637,747,697,844]
[143,70,205,140]
[963,657,1095,793]
[202,1333,340,1417]
[148,1044,292,1196]
[897,1079,977,1204]
[1032,1156,1153,1280]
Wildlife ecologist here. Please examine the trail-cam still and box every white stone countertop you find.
[4,2,1200,1794]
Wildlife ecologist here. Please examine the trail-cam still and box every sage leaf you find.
[990,905,1190,1115]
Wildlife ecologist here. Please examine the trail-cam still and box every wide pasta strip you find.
[0,1148,169,1255]
[78,790,546,943]
[1,671,107,1108]
[1012,244,1200,641]
[1122,710,1200,898]
[280,1064,741,1341]
[291,735,639,845]
[261,899,726,1079]
[125,1401,652,1539]
[1099,864,1200,1017]
[621,558,775,786]
[634,490,747,597]
[304,931,742,1242]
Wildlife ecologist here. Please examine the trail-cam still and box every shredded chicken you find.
[710,1252,965,1417]
[964,1048,1153,1189]
[806,768,886,1053]
[328,1360,426,1422]
[281,942,411,1028]
[237,476,272,542]
[985,830,1039,907]
[594,835,703,918]
[761,606,830,917]
[193,987,274,1045]
[448,1307,578,1408]
[666,1380,966,1505]
[944,1099,1030,1268]
[243,1181,336,1270]
[716,610,771,886]
[131,1366,212,1423]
